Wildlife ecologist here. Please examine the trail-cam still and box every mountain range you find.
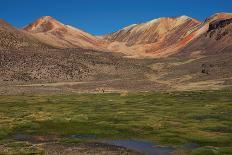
[0,12,232,94]
[1,12,232,57]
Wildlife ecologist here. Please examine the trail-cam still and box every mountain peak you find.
[39,16,53,20]
[177,15,191,20]
[122,24,138,31]
[205,12,232,23]
[143,15,200,27]
[23,16,64,33]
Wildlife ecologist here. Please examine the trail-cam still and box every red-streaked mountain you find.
[23,16,107,50]
[104,16,200,45]
[104,16,201,57]
[104,13,232,58]
[178,12,232,57]
[150,13,232,91]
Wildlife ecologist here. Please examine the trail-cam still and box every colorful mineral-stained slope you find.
[23,16,107,50]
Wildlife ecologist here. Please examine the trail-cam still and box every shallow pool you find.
[102,139,175,155]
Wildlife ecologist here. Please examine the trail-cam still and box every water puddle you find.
[68,134,97,139]
[102,140,174,155]
[12,133,198,154]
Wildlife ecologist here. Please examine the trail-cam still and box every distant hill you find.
[23,16,107,51]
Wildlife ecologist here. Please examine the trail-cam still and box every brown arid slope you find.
[179,13,232,56]
[0,19,52,50]
[104,16,201,57]
[146,13,232,91]
[0,48,164,94]
[23,16,107,51]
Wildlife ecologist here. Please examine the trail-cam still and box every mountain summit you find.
[205,12,232,23]
[104,16,201,57]
[24,16,65,33]
[105,16,200,46]
[0,19,51,50]
[23,16,107,50]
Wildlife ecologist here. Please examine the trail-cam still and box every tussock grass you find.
[0,91,231,154]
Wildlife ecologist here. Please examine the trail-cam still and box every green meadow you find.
[0,91,231,154]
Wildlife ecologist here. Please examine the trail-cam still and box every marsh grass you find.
[0,91,231,154]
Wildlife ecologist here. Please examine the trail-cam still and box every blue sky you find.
[1,0,231,35]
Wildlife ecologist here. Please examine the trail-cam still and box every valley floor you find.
[0,91,231,155]
[1,48,232,96]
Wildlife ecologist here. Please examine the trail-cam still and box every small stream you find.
[102,140,175,155]
[13,133,199,155]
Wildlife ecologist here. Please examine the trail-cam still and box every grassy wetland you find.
[0,91,231,155]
